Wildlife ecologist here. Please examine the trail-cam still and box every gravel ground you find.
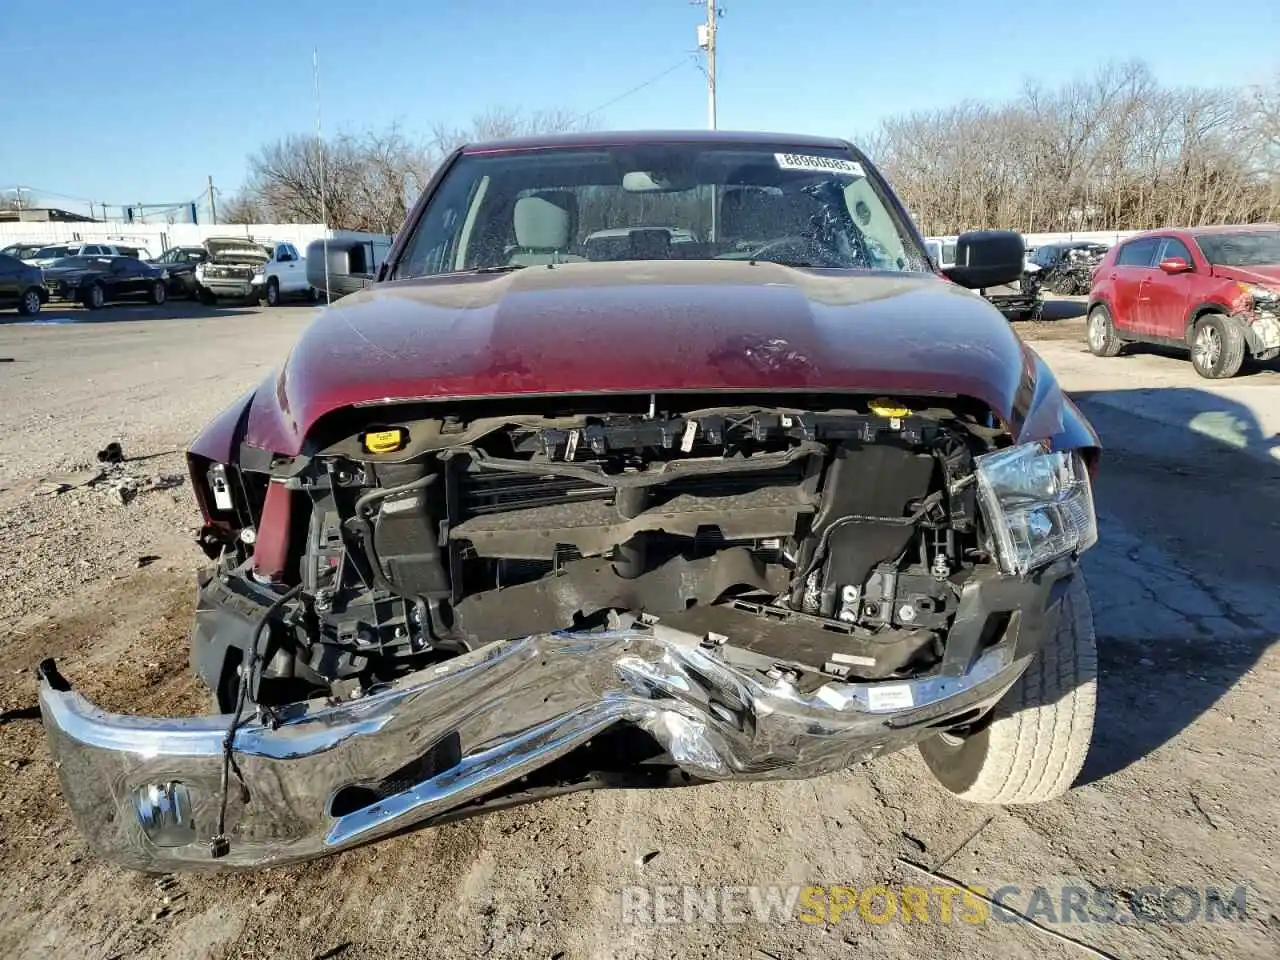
[1,300,1277,960]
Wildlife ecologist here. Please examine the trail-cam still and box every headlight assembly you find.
[974,442,1097,577]
[1240,283,1279,308]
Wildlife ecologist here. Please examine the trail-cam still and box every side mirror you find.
[943,230,1026,289]
[1159,257,1192,275]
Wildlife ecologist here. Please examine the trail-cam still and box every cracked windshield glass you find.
[394,144,924,277]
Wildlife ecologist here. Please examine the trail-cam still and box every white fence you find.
[0,220,385,255]
[927,229,1146,249]
[1,219,1186,263]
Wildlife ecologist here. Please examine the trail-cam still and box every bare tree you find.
[866,60,1279,234]
[218,192,266,225]
[230,108,593,229]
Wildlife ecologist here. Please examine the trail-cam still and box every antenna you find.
[313,47,331,305]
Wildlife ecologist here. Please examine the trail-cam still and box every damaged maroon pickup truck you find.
[38,131,1101,872]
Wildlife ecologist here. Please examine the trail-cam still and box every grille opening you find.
[461,471,614,517]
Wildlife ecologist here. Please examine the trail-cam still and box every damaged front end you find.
[39,392,1096,871]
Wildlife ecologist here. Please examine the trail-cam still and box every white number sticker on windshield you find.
[774,153,865,176]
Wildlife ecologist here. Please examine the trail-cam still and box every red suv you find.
[1086,224,1280,378]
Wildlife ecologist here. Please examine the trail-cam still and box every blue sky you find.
[2,0,1274,218]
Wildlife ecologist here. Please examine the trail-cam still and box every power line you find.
[573,54,699,124]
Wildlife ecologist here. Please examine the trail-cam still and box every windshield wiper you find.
[471,264,528,274]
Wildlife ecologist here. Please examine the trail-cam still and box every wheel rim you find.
[1194,325,1221,368]
[92,285,103,308]
[1088,312,1106,350]
[268,283,278,305]
[23,291,39,313]
[155,282,165,303]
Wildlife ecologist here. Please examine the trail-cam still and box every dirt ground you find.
[1,300,1277,960]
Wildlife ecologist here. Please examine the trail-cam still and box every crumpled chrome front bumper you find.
[38,612,1035,873]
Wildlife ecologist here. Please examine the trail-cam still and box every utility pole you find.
[695,3,722,240]
[696,0,719,130]
[207,175,217,225]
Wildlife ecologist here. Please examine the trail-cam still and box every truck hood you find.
[205,238,269,264]
[243,260,1084,456]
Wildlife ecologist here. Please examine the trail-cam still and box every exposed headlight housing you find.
[207,462,235,512]
[974,442,1097,577]
[1239,283,1279,308]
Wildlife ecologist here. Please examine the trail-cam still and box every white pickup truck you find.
[192,238,314,305]
[251,240,315,306]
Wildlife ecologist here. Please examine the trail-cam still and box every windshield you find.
[34,245,73,259]
[1196,231,1280,267]
[393,143,926,278]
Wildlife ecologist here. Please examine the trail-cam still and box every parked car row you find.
[3,240,156,266]
[0,235,319,315]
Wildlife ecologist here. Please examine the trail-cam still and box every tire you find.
[83,281,106,310]
[1086,305,1123,357]
[918,574,1097,805]
[148,280,167,305]
[266,277,280,307]
[17,287,42,316]
[197,287,216,306]
[1190,313,1246,380]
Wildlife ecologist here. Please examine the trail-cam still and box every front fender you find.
[1017,344,1101,469]
[189,387,257,465]
[187,387,259,531]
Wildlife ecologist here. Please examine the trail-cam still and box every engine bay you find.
[200,393,1009,706]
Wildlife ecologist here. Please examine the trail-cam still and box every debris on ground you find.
[34,468,105,496]
[135,555,161,568]
[97,442,124,464]
[145,473,185,492]
[901,831,928,855]
[109,477,140,506]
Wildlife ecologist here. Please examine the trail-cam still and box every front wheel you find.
[1086,305,1123,357]
[83,281,106,310]
[918,574,1097,804]
[265,277,281,307]
[18,287,42,316]
[148,280,167,305]
[1190,314,1245,379]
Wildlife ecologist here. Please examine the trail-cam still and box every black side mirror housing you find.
[943,230,1025,289]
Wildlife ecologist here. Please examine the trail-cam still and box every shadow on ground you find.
[1072,386,1280,785]
[1038,297,1087,320]
[1,299,319,326]
[1105,341,1280,378]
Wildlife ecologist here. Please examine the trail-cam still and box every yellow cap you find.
[361,428,408,455]
[868,398,910,418]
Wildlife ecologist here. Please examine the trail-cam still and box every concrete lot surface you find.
[0,303,1277,959]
